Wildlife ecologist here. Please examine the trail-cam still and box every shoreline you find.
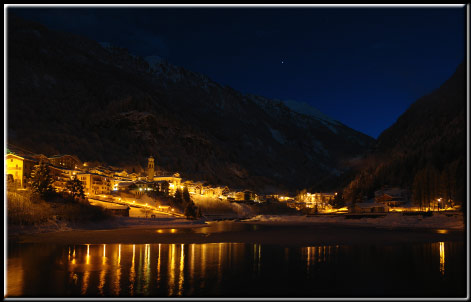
[9,216,465,246]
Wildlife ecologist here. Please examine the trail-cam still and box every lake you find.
[6,223,466,298]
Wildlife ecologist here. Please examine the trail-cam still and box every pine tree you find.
[29,160,55,199]
[66,175,85,200]
[331,193,345,209]
[412,171,425,210]
[174,187,184,207]
[182,186,191,205]
[184,200,197,219]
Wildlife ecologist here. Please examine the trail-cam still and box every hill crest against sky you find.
[10,6,466,138]
[7,15,374,193]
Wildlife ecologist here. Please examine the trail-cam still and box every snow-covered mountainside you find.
[342,62,466,205]
[282,99,341,134]
[7,15,374,193]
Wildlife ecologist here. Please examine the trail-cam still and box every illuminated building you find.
[77,172,111,195]
[147,156,155,182]
[374,187,408,207]
[154,173,182,195]
[303,192,336,209]
[48,154,82,170]
[5,153,36,188]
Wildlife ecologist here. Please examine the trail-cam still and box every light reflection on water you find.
[439,242,445,276]
[6,241,464,297]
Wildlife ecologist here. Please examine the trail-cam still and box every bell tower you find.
[147,156,155,182]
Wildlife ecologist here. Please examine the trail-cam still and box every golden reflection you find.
[168,244,176,295]
[81,270,90,295]
[98,245,108,298]
[439,242,445,275]
[129,244,136,295]
[190,244,195,284]
[114,265,121,296]
[143,244,150,293]
[69,271,78,285]
[7,257,24,296]
[114,245,122,296]
[304,245,332,270]
[201,243,206,281]
[178,244,185,296]
[102,244,107,265]
[306,247,311,269]
[144,244,149,268]
[217,243,223,284]
[86,245,90,265]
[436,229,449,234]
[118,244,121,265]
[157,244,162,284]
[258,244,261,274]
[156,228,178,234]
[98,266,106,295]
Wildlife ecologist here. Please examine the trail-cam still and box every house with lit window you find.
[6,153,36,188]
[153,173,182,195]
[76,172,111,195]
[48,165,74,192]
[303,192,336,210]
[375,187,408,207]
[48,154,82,170]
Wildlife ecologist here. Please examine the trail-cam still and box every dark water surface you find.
[6,224,466,298]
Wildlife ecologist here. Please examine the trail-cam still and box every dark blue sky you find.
[10,6,466,138]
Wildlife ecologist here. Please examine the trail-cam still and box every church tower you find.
[147,156,155,182]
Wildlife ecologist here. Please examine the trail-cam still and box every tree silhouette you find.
[173,187,184,209]
[29,161,55,199]
[66,175,85,200]
[182,186,191,204]
[184,200,198,219]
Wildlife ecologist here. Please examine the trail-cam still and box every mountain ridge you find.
[342,61,466,206]
[7,15,375,194]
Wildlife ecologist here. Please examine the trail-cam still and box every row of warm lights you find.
[112,198,176,213]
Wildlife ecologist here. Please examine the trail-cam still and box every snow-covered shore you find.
[8,211,464,240]
[243,212,465,230]
[8,212,465,246]
[7,215,207,237]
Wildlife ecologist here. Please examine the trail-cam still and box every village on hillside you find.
[6,143,460,219]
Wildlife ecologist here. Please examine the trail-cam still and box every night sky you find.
[10,5,466,138]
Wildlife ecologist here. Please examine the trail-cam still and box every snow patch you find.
[244,212,464,230]
[98,41,112,50]
[269,127,286,144]
[144,55,165,68]
[283,99,341,128]
[313,141,329,157]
